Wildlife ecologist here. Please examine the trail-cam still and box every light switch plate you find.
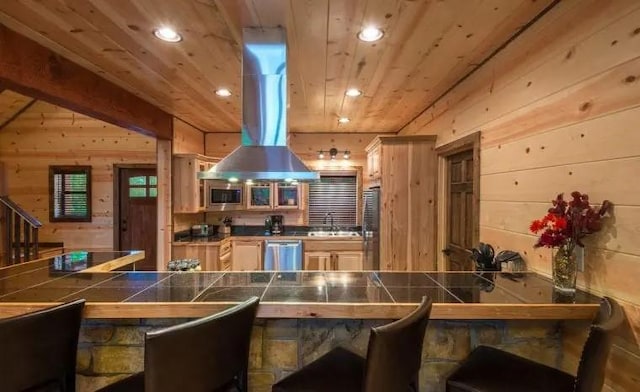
[575,246,585,272]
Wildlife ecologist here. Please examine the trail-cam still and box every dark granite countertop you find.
[0,260,600,320]
[173,225,362,243]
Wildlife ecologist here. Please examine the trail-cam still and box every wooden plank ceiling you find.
[0,0,553,134]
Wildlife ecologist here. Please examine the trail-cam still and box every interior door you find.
[119,168,157,270]
[445,150,475,271]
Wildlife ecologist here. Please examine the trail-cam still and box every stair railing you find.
[0,196,42,265]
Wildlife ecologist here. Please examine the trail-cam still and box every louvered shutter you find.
[50,166,92,222]
[308,175,357,226]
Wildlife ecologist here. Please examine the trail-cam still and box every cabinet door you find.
[232,240,263,271]
[274,183,300,209]
[334,251,364,271]
[247,183,274,210]
[204,245,219,271]
[304,252,331,270]
[371,146,381,179]
[173,157,199,213]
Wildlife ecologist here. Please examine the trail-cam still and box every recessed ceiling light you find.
[345,88,362,97]
[338,117,350,124]
[215,88,232,97]
[357,26,384,42]
[153,27,182,43]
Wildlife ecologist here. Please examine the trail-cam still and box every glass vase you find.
[552,246,577,293]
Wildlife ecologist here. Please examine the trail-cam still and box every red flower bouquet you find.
[530,192,611,254]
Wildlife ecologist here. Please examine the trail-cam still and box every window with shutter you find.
[49,166,92,222]
[308,174,357,226]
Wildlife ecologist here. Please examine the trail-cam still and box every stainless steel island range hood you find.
[198,27,318,182]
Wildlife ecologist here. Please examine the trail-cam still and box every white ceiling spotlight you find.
[345,88,362,97]
[357,26,384,42]
[338,117,350,124]
[215,88,232,97]
[153,27,183,43]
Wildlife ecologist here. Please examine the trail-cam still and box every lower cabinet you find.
[231,239,263,271]
[304,251,363,271]
[171,244,219,271]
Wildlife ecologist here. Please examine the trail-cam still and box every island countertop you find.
[0,256,600,320]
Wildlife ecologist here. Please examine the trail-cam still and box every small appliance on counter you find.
[265,214,283,235]
[219,216,232,234]
[190,224,216,237]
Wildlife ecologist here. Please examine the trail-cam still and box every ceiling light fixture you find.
[153,27,183,43]
[357,26,384,42]
[338,117,350,124]
[317,148,350,161]
[345,88,362,97]
[215,88,232,97]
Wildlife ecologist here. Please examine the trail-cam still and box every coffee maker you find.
[265,215,284,235]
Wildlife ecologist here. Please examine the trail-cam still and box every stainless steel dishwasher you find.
[263,240,303,271]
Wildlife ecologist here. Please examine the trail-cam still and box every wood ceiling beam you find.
[0,24,172,140]
[0,98,36,131]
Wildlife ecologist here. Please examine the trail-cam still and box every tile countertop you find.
[0,266,600,320]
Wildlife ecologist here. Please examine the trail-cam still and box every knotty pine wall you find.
[204,132,378,226]
[398,1,640,390]
[0,101,156,250]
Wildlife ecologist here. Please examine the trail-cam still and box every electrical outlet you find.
[576,247,585,272]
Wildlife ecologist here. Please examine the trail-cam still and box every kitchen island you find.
[0,265,599,391]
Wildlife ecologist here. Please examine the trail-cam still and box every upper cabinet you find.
[173,154,217,213]
[245,182,304,211]
[366,142,381,181]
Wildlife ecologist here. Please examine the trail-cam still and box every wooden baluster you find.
[33,227,39,260]
[2,206,10,265]
[13,212,20,264]
[24,220,31,262]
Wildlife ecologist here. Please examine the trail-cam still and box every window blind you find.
[50,166,91,222]
[308,175,357,226]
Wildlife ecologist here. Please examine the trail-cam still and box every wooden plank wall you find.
[0,101,156,250]
[398,1,640,390]
[171,118,206,233]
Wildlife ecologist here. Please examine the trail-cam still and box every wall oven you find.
[205,180,244,211]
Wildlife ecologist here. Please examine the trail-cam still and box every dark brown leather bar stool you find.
[0,299,85,392]
[98,296,260,392]
[272,296,433,392]
[446,296,623,392]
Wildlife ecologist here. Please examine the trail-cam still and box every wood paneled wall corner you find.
[173,118,205,155]
[0,101,156,250]
[157,139,172,269]
[393,1,640,388]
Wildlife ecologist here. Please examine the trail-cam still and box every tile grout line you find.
[57,273,125,301]
[122,272,176,302]
[260,272,277,301]
[0,264,51,283]
[190,273,227,302]
[423,272,464,303]
[375,272,397,303]
[0,267,106,300]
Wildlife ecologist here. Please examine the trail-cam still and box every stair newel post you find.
[2,206,10,265]
[33,227,39,260]
[13,212,21,265]
[24,220,31,262]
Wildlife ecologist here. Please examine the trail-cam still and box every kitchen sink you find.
[307,231,361,237]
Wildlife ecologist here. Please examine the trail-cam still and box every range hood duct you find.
[199,27,319,181]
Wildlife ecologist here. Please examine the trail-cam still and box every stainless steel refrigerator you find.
[363,187,380,270]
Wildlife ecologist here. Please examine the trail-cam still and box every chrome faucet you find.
[323,212,335,231]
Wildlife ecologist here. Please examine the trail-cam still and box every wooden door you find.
[304,252,331,270]
[445,150,475,271]
[118,168,157,270]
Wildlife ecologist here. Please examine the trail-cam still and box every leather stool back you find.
[0,299,85,392]
[144,296,260,392]
[363,296,433,392]
[575,297,624,392]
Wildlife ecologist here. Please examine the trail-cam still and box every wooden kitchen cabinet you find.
[173,154,217,213]
[245,182,304,210]
[231,239,263,271]
[333,251,363,270]
[366,136,438,271]
[304,252,331,270]
[172,244,219,271]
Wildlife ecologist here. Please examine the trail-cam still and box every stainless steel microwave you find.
[205,181,244,211]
